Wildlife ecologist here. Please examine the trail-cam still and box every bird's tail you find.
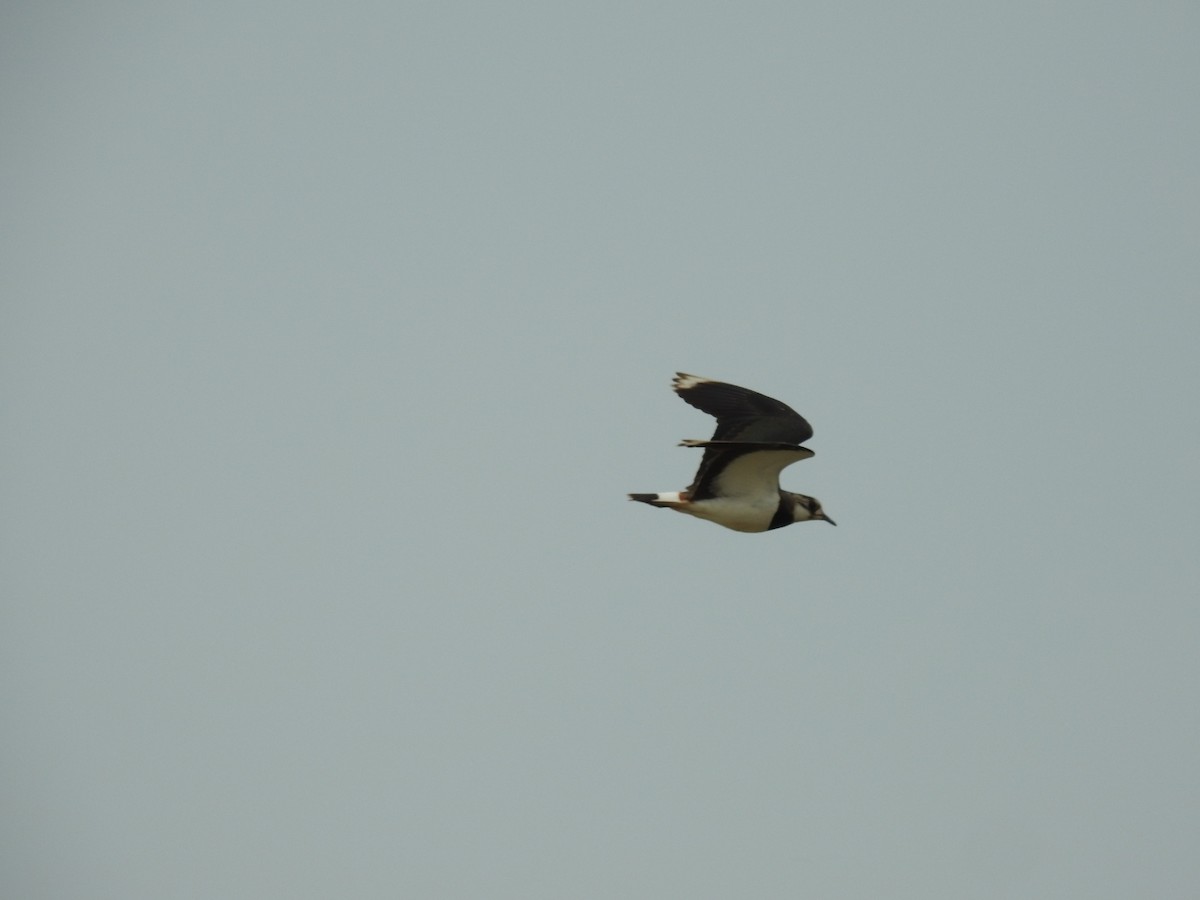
[628,492,687,509]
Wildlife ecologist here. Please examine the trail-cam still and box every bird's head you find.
[792,493,836,526]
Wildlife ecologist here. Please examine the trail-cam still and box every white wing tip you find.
[673,372,711,391]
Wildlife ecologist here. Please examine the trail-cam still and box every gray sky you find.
[3,3,1199,898]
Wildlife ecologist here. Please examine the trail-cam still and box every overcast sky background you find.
[3,3,1199,898]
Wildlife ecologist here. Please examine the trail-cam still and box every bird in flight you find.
[629,373,835,532]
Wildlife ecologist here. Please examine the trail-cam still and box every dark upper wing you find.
[672,372,814,445]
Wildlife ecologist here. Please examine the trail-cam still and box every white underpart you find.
[683,494,781,533]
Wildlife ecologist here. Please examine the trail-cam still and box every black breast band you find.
[767,496,792,530]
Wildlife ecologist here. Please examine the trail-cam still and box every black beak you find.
[822,514,837,526]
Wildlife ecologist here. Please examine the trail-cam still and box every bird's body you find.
[629,373,834,532]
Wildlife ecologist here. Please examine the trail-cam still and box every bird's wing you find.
[687,443,814,501]
[673,372,814,445]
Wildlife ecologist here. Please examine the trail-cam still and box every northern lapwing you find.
[629,373,835,532]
